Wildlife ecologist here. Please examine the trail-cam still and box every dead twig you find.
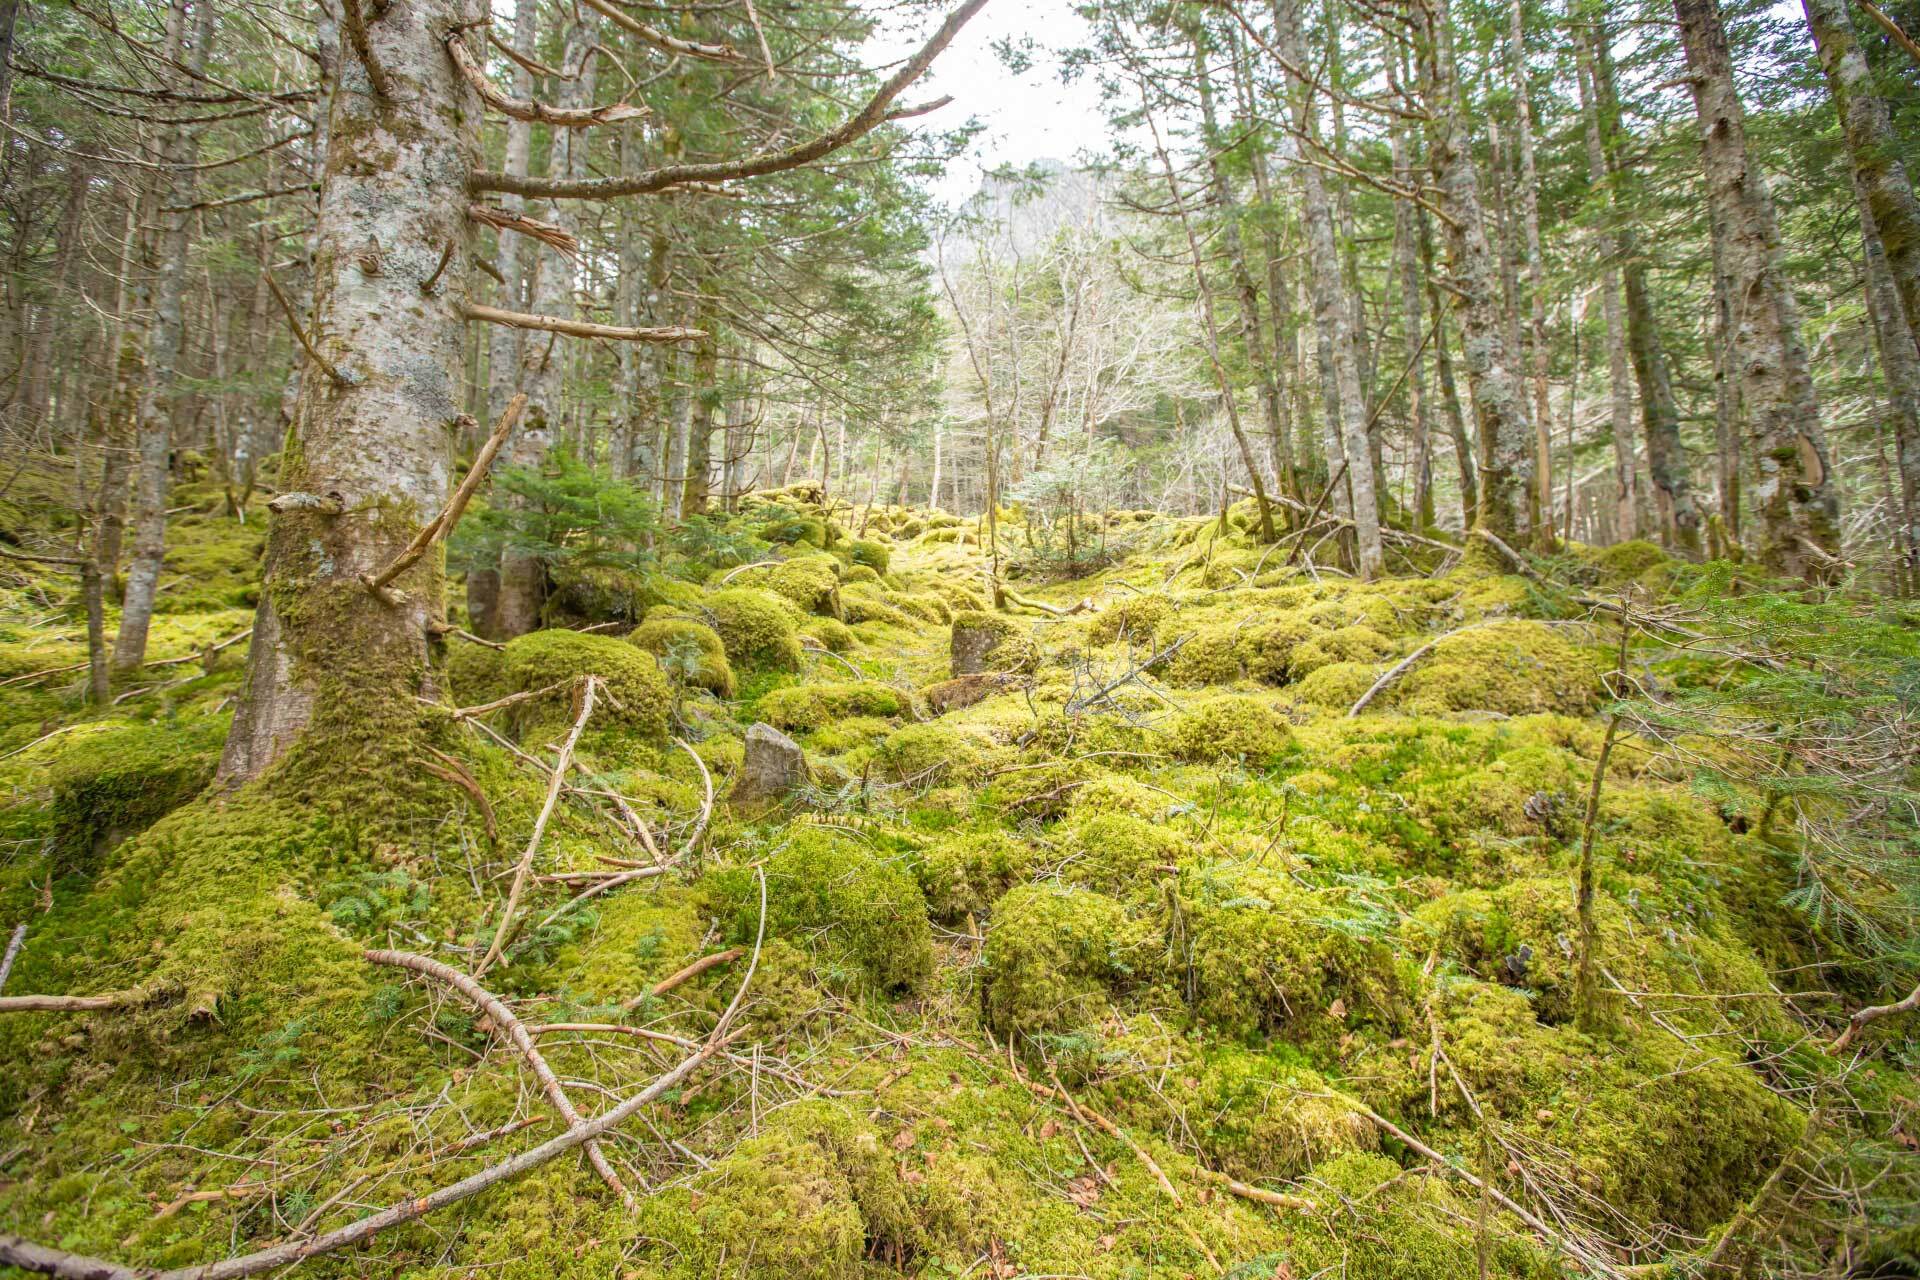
[626,947,743,1009]
[364,395,526,601]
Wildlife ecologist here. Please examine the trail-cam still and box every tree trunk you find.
[1575,38,1638,542]
[1506,0,1556,549]
[1674,0,1840,580]
[1392,124,1433,529]
[1418,202,1477,524]
[115,0,213,673]
[682,298,718,517]
[220,0,482,783]
[1860,184,1920,585]
[1270,0,1380,574]
[1416,0,1535,541]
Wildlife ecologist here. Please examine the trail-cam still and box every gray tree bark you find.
[220,0,483,781]
[115,0,214,672]
[1575,41,1638,543]
[1506,0,1555,548]
[1674,0,1840,579]
[1415,0,1535,540]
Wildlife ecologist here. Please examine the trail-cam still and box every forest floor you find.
[0,484,1915,1279]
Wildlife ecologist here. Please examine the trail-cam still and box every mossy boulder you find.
[756,680,904,732]
[713,829,932,994]
[1293,660,1384,710]
[629,616,735,697]
[949,611,1039,676]
[1088,594,1174,646]
[47,722,221,875]
[911,829,1038,921]
[1163,694,1293,764]
[840,538,891,576]
[839,583,913,627]
[501,629,672,741]
[983,883,1144,1037]
[1182,1049,1377,1180]
[1590,538,1669,586]
[1162,624,1243,686]
[799,616,856,654]
[703,588,804,671]
[1395,621,1602,717]
[443,635,511,705]
[1236,612,1321,684]
[734,555,843,618]
[859,721,995,784]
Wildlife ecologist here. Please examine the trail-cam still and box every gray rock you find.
[732,721,808,805]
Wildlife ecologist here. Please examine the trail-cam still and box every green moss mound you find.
[501,629,672,741]
[1163,694,1293,763]
[983,882,1144,1038]
[712,829,933,994]
[46,721,222,875]
[949,610,1040,676]
[1395,621,1603,717]
[912,828,1037,921]
[1065,811,1186,895]
[1088,594,1173,645]
[629,616,736,697]
[756,679,904,731]
[703,588,804,671]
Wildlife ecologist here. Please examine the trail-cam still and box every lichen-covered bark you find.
[220,0,483,782]
[1270,0,1381,575]
[1674,0,1839,579]
[1415,0,1534,541]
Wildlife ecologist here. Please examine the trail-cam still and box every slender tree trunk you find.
[1589,20,1701,556]
[220,0,483,782]
[1708,229,1742,545]
[1418,202,1477,523]
[115,0,213,672]
[1269,0,1379,572]
[1575,39,1638,542]
[1392,125,1433,529]
[21,163,88,439]
[1674,0,1840,580]
[1860,186,1920,585]
[1236,37,1299,500]
[682,297,719,517]
[1416,0,1535,541]
[1506,0,1556,549]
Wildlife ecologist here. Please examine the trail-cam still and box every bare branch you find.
[460,301,703,343]
[467,204,579,257]
[575,0,746,63]
[446,35,646,127]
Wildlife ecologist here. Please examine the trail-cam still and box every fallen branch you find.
[365,948,632,1206]
[672,738,714,858]
[1046,1067,1180,1205]
[446,36,646,127]
[999,587,1092,617]
[527,865,671,937]
[1829,978,1920,1054]
[460,301,703,344]
[420,748,497,844]
[0,986,170,1014]
[450,679,573,721]
[0,924,757,1280]
[1471,527,1545,583]
[363,394,527,602]
[625,947,743,1009]
[476,676,598,975]
[1194,1168,1314,1212]
[0,923,28,993]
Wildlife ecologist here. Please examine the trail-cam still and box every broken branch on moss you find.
[365,948,633,1207]
[1830,978,1920,1054]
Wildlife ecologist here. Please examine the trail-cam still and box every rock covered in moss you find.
[1161,624,1244,686]
[629,616,735,697]
[950,611,1039,676]
[501,629,672,741]
[839,582,913,627]
[911,828,1037,921]
[756,679,903,731]
[860,721,996,784]
[1163,694,1293,763]
[1290,623,1393,676]
[47,722,221,874]
[922,671,1021,715]
[1088,594,1174,646]
[1395,621,1602,717]
[703,588,804,671]
[1181,1048,1377,1180]
[799,616,856,654]
[1236,612,1322,684]
[839,538,891,576]
[732,722,809,807]
[714,829,932,994]
[983,883,1142,1036]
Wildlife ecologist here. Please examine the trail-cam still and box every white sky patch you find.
[866,0,1115,206]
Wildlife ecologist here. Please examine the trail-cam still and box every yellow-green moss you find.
[1066,811,1186,895]
[799,616,856,653]
[1088,594,1174,646]
[703,588,805,671]
[46,720,222,875]
[712,828,932,994]
[630,617,736,697]
[755,679,904,731]
[911,828,1038,921]
[1162,624,1243,686]
[1163,694,1294,764]
[501,629,672,741]
[1289,624,1393,677]
[1396,622,1603,717]
[983,883,1144,1037]
[949,611,1040,676]
[1293,659,1384,709]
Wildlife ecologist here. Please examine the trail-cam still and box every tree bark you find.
[220,0,483,782]
[1506,0,1556,549]
[1418,202,1477,524]
[1674,0,1840,579]
[682,295,719,517]
[1270,0,1380,574]
[1392,123,1433,529]
[1416,0,1535,541]
[114,0,212,673]
[1588,20,1701,556]
[1575,37,1638,543]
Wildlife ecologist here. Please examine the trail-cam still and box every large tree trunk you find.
[1416,0,1535,541]
[113,0,211,673]
[1270,0,1381,574]
[220,0,482,783]
[1674,0,1840,580]
[1575,40,1638,543]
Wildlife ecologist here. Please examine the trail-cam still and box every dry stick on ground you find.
[476,676,599,976]
[1193,1168,1314,1212]
[672,738,714,858]
[1045,1066,1181,1205]
[528,865,672,936]
[0,889,765,1280]
[1829,978,1920,1053]
[1573,609,1633,1034]
[451,679,575,721]
[625,947,743,1010]
[0,986,172,1014]
[0,922,26,993]
[365,949,633,1208]
[363,394,527,602]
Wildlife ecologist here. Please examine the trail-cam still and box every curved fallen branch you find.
[1829,978,1920,1054]
[1347,621,1500,718]
[365,949,631,1207]
[672,738,714,858]
[476,676,599,975]
[626,947,743,1009]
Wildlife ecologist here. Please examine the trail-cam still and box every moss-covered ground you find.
[1,488,1915,1278]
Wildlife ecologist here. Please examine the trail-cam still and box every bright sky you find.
[867,0,1114,207]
